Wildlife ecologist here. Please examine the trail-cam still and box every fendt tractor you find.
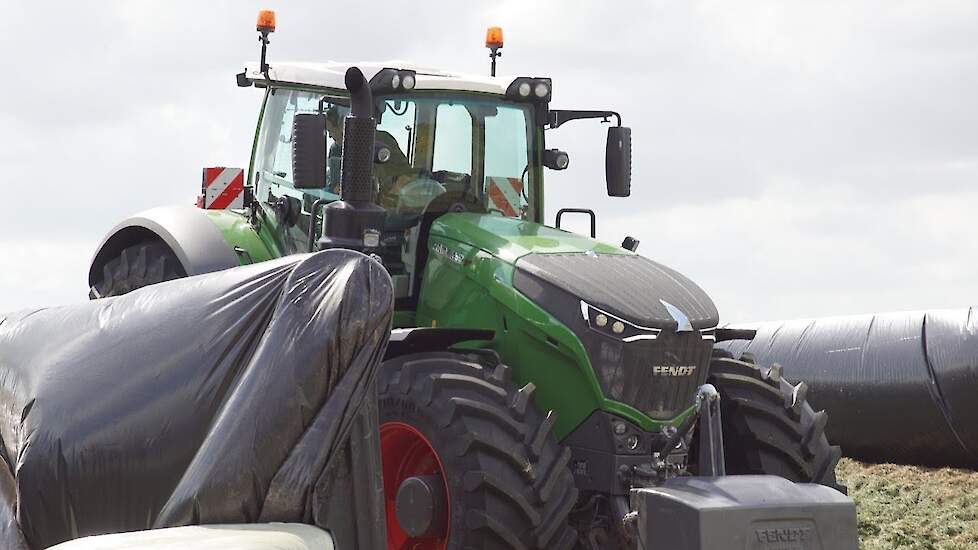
[87,11,858,550]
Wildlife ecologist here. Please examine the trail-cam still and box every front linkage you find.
[603,383,857,550]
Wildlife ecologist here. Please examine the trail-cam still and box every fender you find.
[384,327,495,360]
[88,205,241,289]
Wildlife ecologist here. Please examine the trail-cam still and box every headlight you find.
[544,149,570,170]
[506,77,552,103]
[581,301,661,341]
[368,68,418,94]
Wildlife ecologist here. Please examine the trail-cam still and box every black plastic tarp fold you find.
[717,308,978,468]
[0,250,392,549]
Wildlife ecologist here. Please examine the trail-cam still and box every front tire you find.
[378,351,578,550]
[707,353,845,492]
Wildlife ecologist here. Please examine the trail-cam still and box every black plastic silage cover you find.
[717,308,978,468]
[0,250,393,550]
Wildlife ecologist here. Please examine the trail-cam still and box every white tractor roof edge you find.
[244,60,517,95]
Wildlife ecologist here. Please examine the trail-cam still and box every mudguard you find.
[1,250,393,549]
[88,205,242,289]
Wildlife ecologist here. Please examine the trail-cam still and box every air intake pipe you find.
[318,67,386,251]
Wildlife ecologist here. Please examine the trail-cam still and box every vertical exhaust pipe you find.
[318,67,386,252]
[340,67,376,204]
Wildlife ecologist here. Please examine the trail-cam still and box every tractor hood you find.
[431,213,719,332]
[431,213,627,264]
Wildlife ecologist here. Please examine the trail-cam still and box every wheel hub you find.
[379,421,451,550]
[395,475,448,538]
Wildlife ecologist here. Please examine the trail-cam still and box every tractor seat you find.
[47,524,335,550]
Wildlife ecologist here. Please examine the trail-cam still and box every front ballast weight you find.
[620,384,858,550]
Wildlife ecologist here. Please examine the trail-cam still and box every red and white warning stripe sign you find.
[486,176,524,218]
[201,167,245,210]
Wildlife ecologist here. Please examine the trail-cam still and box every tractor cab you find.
[238,55,630,306]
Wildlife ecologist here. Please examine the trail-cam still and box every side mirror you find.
[605,126,631,197]
[292,113,327,189]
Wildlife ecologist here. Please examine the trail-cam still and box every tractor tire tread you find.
[708,356,847,494]
[91,241,185,299]
[379,352,577,550]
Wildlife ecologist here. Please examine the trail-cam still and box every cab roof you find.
[242,60,515,96]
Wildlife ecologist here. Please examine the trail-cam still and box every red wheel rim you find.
[380,421,451,550]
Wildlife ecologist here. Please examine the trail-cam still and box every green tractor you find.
[88,13,855,550]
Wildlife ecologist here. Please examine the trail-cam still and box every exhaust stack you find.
[318,67,386,252]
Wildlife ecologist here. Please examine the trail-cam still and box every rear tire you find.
[90,241,186,299]
[378,351,578,550]
[707,352,846,492]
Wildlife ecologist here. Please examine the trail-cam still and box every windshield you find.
[254,91,535,219]
[252,89,538,299]
[375,95,534,219]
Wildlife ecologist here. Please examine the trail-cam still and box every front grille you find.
[586,331,712,420]
[511,253,717,422]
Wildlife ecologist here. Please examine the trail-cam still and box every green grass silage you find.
[837,458,978,550]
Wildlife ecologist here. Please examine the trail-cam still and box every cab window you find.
[254,89,347,199]
[432,104,473,174]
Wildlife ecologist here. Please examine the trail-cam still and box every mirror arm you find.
[548,110,622,129]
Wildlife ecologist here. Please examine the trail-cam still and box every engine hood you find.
[430,213,628,264]
[431,213,719,331]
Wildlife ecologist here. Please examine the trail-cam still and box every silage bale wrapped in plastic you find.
[718,308,978,468]
[0,250,393,550]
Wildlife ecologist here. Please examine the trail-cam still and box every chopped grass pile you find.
[837,458,978,550]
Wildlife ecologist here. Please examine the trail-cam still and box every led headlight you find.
[506,77,553,102]
[544,149,570,171]
[580,301,661,341]
[368,68,419,94]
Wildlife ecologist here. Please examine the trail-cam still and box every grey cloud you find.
[1,0,976,320]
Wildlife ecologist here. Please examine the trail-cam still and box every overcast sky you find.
[1,1,975,323]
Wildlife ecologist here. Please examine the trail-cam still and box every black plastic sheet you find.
[717,308,978,468]
[0,250,393,549]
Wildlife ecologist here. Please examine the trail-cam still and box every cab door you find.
[252,87,345,254]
